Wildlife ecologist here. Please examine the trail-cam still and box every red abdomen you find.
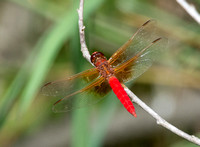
[108,76,137,117]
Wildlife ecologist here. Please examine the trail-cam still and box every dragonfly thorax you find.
[96,61,114,79]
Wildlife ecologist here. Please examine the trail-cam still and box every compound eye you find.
[90,51,105,64]
[90,52,97,64]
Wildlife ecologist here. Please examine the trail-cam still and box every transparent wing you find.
[42,68,113,112]
[108,19,159,67]
[41,68,99,97]
[52,77,112,112]
[115,37,168,83]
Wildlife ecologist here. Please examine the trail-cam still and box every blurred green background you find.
[0,0,200,146]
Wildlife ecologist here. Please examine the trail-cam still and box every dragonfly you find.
[42,20,167,117]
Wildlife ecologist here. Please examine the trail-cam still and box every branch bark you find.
[77,0,200,145]
[77,0,92,63]
[124,86,200,145]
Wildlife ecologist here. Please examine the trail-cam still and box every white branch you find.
[77,0,92,63]
[124,86,200,146]
[77,0,200,146]
[177,0,200,24]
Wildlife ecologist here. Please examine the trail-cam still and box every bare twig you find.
[77,0,92,63]
[124,86,200,146]
[177,0,200,24]
[77,0,200,146]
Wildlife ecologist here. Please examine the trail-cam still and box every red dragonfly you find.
[42,20,167,117]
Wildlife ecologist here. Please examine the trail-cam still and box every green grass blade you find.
[88,94,118,147]
[18,9,78,113]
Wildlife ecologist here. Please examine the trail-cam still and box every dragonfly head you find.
[91,51,107,67]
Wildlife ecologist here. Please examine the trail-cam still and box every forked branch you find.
[77,0,200,145]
